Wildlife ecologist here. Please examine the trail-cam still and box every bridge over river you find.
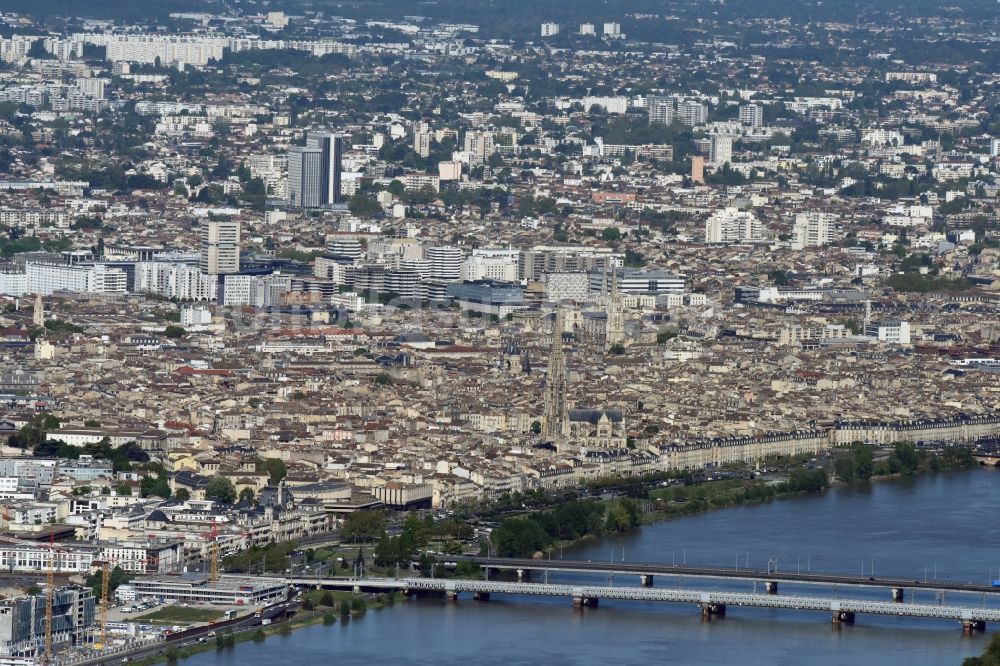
[286,575,1000,631]
[430,555,1000,600]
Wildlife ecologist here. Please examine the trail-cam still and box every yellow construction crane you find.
[0,530,57,663]
[93,555,150,650]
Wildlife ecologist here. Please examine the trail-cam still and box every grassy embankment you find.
[124,590,398,666]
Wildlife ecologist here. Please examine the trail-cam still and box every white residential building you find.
[463,131,496,164]
[739,104,763,128]
[545,272,591,301]
[540,22,560,37]
[861,129,904,147]
[704,208,762,243]
[221,274,291,307]
[648,97,675,126]
[25,263,127,296]
[792,212,838,248]
[426,245,465,281]
[414,129,432,158]
[677,100,708,126]
[709,134,734,165]
[200,219,241,275]
[865,319,911,345]
[84,34,226,66]
[0,271,28,297]
[135,262,216,301]
[581,96,628,114]
[438,161,463,181]
[461,255,518,282]
[180,305,213,326]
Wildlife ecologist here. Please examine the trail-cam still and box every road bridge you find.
[286,576,1000,631]
[433,556,1000,601]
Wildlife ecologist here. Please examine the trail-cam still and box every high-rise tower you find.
[288,131,345,208]
[287,146,323,208]
[306,131,345,205]
[200,219,241,274]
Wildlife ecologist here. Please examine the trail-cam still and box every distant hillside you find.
[1,0,220,21]
[284,0,1000,30]
[3,0,998,38]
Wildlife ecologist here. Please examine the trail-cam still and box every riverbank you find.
[530,448,981,558]
[125,469,999,666]
[639,457,982,527]
[99,451,984,664]
[119,590,398,666]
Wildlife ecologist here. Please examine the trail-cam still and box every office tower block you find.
[426,245,464,281]
[287,146,323,208]
[200,219,241,274]
[306,131,345,205]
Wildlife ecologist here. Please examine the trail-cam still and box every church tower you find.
[605,269,624,351]
[32,293,44,328]
[543,308,569,439]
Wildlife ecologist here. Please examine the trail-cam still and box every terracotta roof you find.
[173,366,233,377]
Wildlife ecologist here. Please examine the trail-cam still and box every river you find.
[185,469,1000,665]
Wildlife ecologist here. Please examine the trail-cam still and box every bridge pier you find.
[573,596,599,608]
[446,591,459,602]
[891,587,905,602]
[473,592,490,602]
[832,611,855,626]
[516,568,526,582]
[765,581,778,595]
[352,585,361,594]
[640,575,654,587]
[963,620,987,633]
[701,603,726,619]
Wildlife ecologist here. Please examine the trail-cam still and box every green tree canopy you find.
[205,476,237,504]
[163,325,187,339]
[340,510,386,542]
[600,227,622,242]
[256,457,287,484]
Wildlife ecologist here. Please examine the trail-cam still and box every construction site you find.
[0,523,282,663]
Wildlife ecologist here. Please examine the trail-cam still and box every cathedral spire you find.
[605,269,624,351]
[543,308,569,439]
